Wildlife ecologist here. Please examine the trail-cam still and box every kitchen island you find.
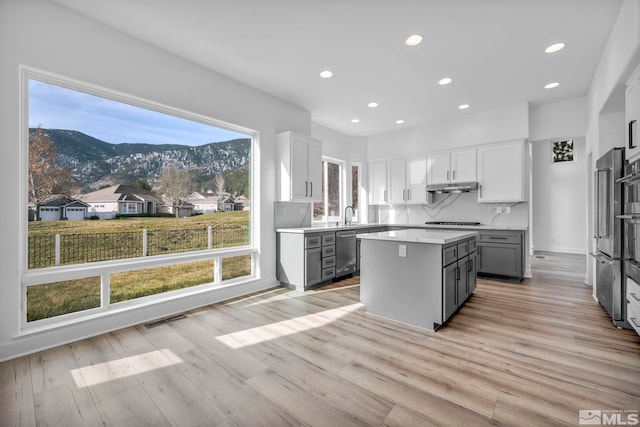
[357,228,478,331]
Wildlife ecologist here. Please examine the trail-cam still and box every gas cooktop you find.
[425,221,481,226]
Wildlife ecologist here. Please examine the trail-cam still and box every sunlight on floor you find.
[215,302,362,349]
[70,348,183,388]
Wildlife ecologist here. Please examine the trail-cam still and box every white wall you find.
[531,138,587,253]
[0,0,310,360]
[584,0,640,287]
[529,98,588,141]
[367,102,529,159]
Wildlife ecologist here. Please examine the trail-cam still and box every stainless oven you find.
[620,158,640,264]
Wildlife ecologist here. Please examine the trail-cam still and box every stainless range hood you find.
[426,182,478,193]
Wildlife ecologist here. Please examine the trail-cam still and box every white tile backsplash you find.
[369,192,528,227]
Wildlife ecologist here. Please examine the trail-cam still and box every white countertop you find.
[357,228,478,245]
[276,223,385,233]
[276,222,526,233]
[408,223,528,231]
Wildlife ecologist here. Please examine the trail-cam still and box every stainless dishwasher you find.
[335,230,357,277]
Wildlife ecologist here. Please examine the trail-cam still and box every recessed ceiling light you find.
[351,118,360,123]
[395,119,405,124]
[368,102,379,108]
[545,43,565,54]
[405,34,423,46]
[438,77,452,85]
[319,70,333,79]
[544,82,560,89]
[458,104,470,110]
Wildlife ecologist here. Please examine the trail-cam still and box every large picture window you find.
[24,72,255,324]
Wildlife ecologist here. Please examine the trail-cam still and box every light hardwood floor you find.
[2,252,639,426]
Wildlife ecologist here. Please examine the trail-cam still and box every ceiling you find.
[52,0,623,137]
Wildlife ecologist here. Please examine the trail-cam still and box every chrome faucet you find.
[344,205,354,225]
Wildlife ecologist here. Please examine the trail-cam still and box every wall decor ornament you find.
[552,140,574,162]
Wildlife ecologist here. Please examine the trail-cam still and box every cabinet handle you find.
[630,120,637,149]
[447,170,450,181]
[456,266,460,281]
[468,259,473,272]
[631,317,640,328]
[305,181,308,197]
[489,236,508,240]
[310,182,313,197]
[631,292,640,302]
[479,184,482,198]
[407,189,411,200]
[453,170,456,180]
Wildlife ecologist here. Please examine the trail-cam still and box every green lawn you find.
[27,211,252,322]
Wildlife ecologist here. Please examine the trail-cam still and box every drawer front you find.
[627,302,640,337]
[322,256,336,268]
[305,235,321,249]
[322,234,336,246]
[457,241,469,258]
[627,277,640,311]
[443,245,458,266]
[322,267,335,280]
[322,245,336,257]
[479,232,522,244]
[468,239,477,253]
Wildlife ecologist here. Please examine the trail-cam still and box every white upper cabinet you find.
[277,131,322,202]
[406,156,428,203]
[387,157,427,204]
[427,149,476,184]
[451,149,476,182]
[370,156,427,205]
[626,63,640,162]
[369,160,388,205]
[388,158,407,204]
[426,152,450,184]
[477,140,524,203]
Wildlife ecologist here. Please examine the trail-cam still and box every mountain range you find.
[31,128,250,193]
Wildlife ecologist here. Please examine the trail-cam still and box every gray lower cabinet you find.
[442,238,477,322]
[356,227,381,272]
[477,230,524,280]
[277,231,335,290]
[443,262,458,320]
[305,247,322,286]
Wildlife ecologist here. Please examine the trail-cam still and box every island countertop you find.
[357,228,478,245]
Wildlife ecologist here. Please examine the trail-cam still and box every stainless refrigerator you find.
[592,147,626,327]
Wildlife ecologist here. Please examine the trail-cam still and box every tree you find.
[131,179,152,191]
[28,128,72,220]
[158,161,193,217]
[215,174,226,211]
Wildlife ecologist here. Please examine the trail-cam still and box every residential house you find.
[36,195,89,221]
[158,196,195,217]
[79,184,164,219]
[186,191,218,214]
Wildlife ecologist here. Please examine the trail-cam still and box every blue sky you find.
[28,79,248,146]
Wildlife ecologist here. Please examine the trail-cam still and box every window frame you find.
[19,66,259,332]
[349,162,362,224]
[313,156,346,224]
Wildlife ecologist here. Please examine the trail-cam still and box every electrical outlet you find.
[505,206,511,214]
[496,206,502,214]
[399,244,407,258]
